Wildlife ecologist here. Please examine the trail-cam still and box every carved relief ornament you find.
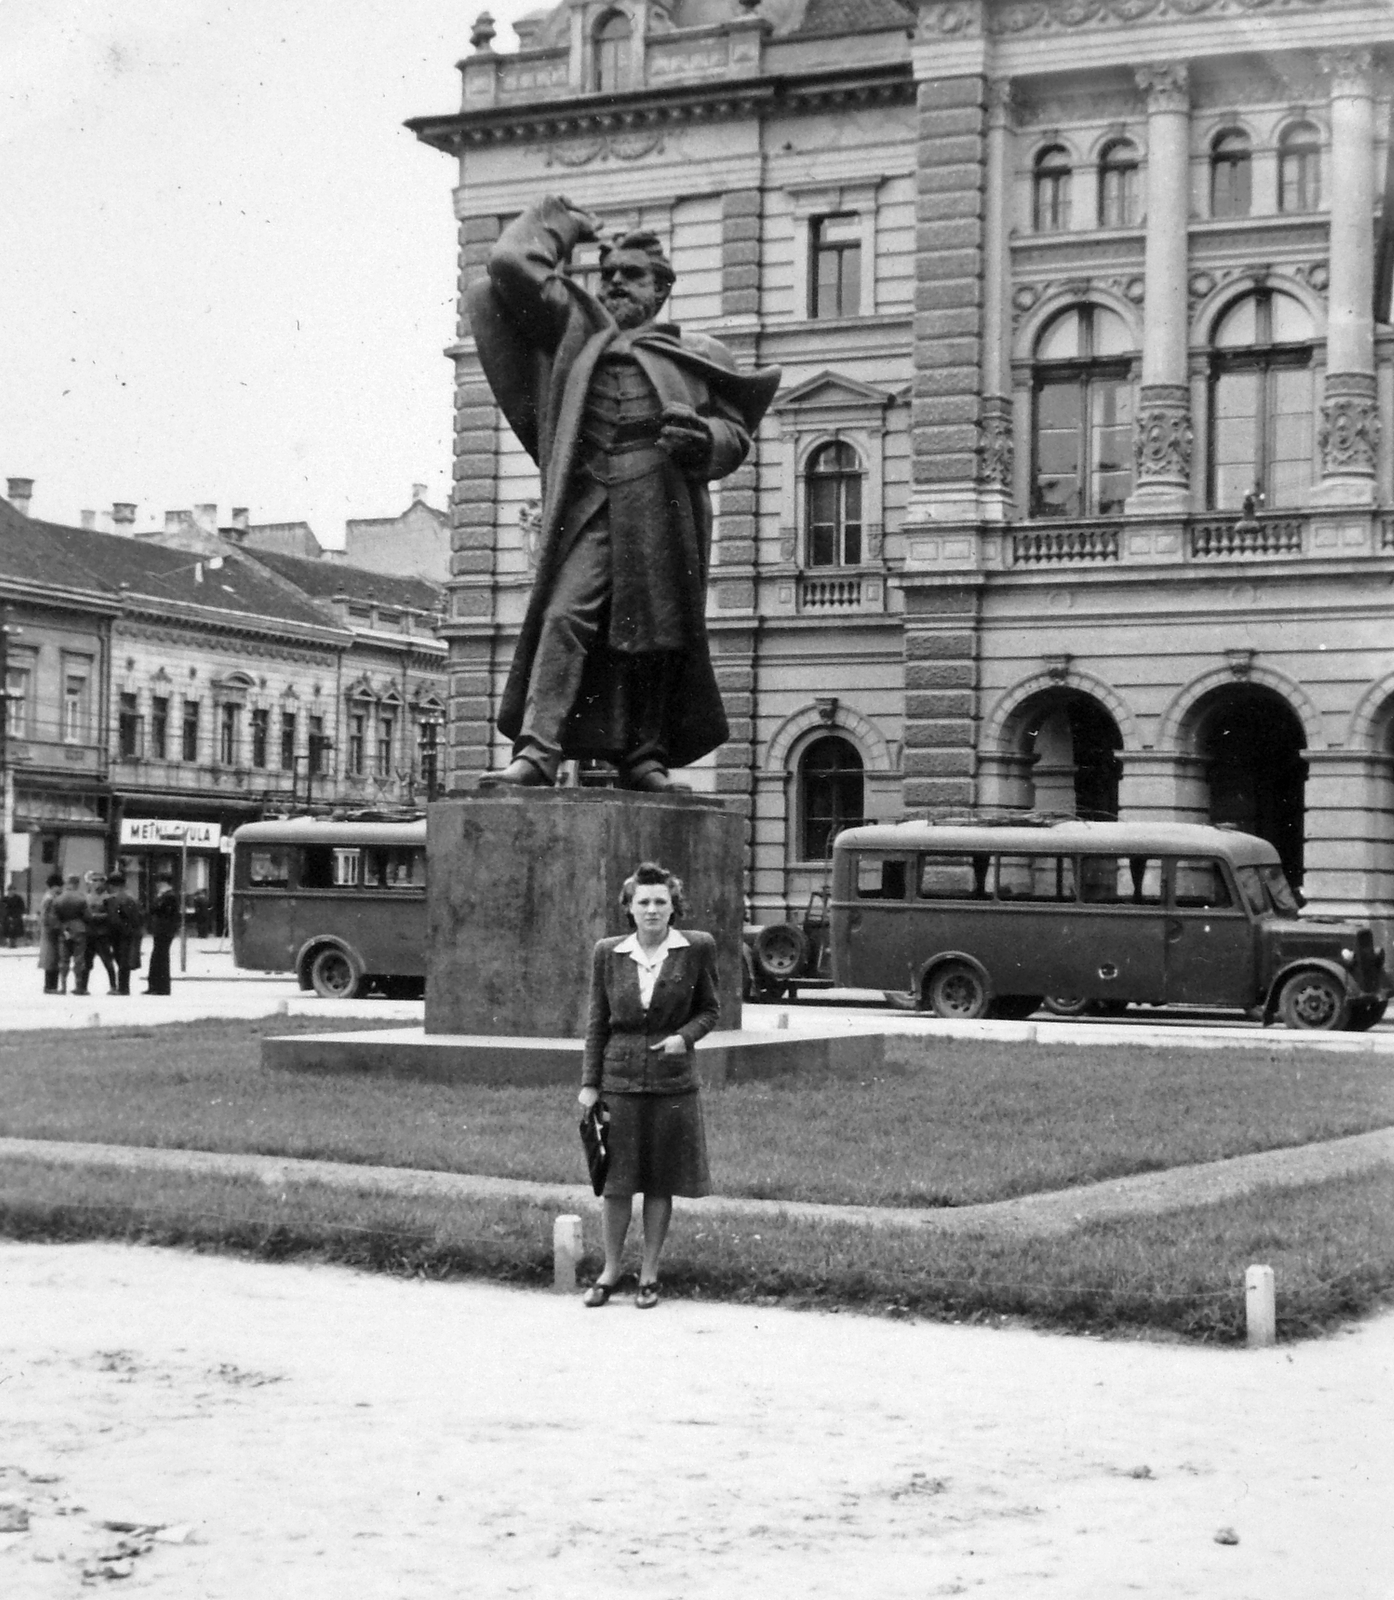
[979,398,1015,489]
[1319,373,1380,476]
[1134,386,1193,483]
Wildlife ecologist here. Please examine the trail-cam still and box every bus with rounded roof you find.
[829,818,1388,1031]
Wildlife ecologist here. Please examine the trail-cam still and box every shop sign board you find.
[119,818,222,850]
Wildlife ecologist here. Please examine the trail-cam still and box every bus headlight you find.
[1340,947,1355,965]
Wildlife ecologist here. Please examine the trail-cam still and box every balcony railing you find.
[1011,525,1121,566]
[1189,515,1303,559]
[799,574,881,613]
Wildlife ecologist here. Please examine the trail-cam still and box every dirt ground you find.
[0,1242,1390,1599]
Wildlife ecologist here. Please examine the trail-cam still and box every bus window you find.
[333,848,361,887]
[995,854,1076,902]
[247,848,290,888]
[856,856,908,900]
[301,846,333,889]
[918,853,988,900]
[1173,858,1232,909]
[364,847,426,888]
[1080,856,1162,905]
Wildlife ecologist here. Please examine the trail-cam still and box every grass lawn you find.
[1,1154,1390,1342]
[0,1020,1391,1207]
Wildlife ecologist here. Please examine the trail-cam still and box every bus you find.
[231,816,427,998]
[829,818,1390,1031]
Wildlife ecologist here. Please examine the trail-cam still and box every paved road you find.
[3,945,1393,1055]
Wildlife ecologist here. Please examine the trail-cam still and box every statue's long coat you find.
[467,197,781,768]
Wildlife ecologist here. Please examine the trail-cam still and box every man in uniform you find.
[469,195,780,791]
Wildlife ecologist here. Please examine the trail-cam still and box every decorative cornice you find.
[986,0,1355,34]
[407,63,914,153]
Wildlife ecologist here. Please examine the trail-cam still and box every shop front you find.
[116,816,227,930]
[10,780,112,904]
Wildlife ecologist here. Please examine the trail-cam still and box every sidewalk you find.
[1,1240,1389,1599]
[4,1123,1391,1237]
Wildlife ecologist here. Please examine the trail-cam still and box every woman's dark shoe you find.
[582,1281,617,1308]
[635,1282,660,1310]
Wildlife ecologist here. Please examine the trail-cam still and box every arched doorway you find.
[1190,685,1307,884]
[1013,690,1123,818]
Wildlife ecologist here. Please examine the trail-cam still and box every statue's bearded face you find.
[599,249,667,329]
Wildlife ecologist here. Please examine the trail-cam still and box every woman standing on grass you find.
[578,862,718,1309]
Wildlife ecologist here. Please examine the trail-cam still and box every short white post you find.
[1245,1264,1276,1348]
[553,1213,583,1293]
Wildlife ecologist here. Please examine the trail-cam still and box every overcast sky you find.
[1,0,537,547]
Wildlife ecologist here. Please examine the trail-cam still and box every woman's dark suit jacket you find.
[582,931,720,1094]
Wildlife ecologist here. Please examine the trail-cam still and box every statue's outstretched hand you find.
[556,195,601,242]
[658,403,713,474]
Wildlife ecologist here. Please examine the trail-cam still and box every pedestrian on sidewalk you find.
[76,871,119,995]
[53,875,90,995]
[36,873,64,993]
[144,875,180,995]
[106,871,144,996]
[2,887,26,947]
[578,861,718,1310]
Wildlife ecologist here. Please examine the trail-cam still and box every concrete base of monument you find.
[425,788,746,1039]
[260,1024,888,1087]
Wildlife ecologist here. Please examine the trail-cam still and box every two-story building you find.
[1,490,448,913]
[409,0,1394,949]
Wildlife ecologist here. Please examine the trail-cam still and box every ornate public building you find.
[410,0,1394,941]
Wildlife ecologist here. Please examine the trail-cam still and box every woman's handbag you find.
[579,1100,611,1197]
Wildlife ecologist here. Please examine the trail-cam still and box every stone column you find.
[1315,48,1379,505]
[1127,64,1192,516]
[444,211,505,787]
[979,79,1015,520]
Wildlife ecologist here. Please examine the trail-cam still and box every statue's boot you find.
[621,759,691,794]
[479,749,558,788]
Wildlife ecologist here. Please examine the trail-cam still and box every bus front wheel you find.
[309,946,361,1000]
[1278,969,1348,1031]
[923,961,989,1020]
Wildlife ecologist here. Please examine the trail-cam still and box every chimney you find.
[81,510,97,530]
[111,502,137,534]
[165,510,192,534]
[231,507,250,532]
[6,478,33,517]
[411,483,428,505]
[193,503,218,537]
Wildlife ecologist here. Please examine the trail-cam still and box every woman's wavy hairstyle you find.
[619,860,686,925]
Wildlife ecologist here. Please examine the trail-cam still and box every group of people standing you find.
[35,872,182,996]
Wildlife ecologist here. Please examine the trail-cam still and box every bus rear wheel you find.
[923,961,989,1020]
[1278,969,1348,1031]
[309,946,361,1000]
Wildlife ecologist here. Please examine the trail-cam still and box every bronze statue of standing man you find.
[468,195,781,792]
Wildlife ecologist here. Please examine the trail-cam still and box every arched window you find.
[592,10,632,94]
[1033,145,1072,232]
[1278,122,1321,214]
[1097,140,1140,228]
[1210,129,1252,218]
[1031,305,1137,519]
[1209,290,1314,509]
[805,441,863,567]
[799,735,864,861]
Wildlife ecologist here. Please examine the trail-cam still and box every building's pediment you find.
[773,370,900,413]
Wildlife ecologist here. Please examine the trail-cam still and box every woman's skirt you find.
[602,1089,711,1199]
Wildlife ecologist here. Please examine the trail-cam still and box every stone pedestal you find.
[424,789,745,1038]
